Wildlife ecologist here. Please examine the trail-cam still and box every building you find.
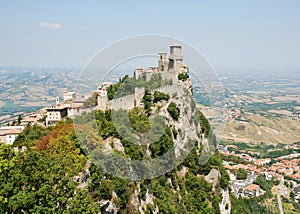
[253,158,271,166]
[264,171,276,181]
[97,44,191,111]
[46,106,68,126]
[134,44,188,83]
[63,88,76,102]
[0,126,24,145]
[243,184,264,197]
[45,89,85,126]
[63,100,85,118]
[20,110,46,126]
[237,153,253,162]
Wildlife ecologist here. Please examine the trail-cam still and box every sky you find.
[0,0,300,71]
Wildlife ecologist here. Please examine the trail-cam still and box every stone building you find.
[134,44,187,83]
[97,44,191,111]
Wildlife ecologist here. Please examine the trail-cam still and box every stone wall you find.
[109,94,136,110]
[107,84,186,111]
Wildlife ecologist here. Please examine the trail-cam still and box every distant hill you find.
[0,67,95,124]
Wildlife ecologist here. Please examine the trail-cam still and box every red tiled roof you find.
[245,184,260,191]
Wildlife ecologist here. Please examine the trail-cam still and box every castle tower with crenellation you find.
[168,44,183,72]
[134,43,184,82]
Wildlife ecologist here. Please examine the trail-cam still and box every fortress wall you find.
[108,94,136,110]
[136,70,178,83]
[105,84,186,111]
[150,84,185,97]
[159,71,178,83]
[134,87,145,104]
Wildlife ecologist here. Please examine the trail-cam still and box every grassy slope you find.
[223,113,300,144]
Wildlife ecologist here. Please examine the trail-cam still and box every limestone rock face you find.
[102,137,125,153]
[99,199,118,214]
[219,188,231,214]
[90,65,219,213]
[205,168,221,192]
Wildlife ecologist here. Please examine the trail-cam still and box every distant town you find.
[218,142,300,211]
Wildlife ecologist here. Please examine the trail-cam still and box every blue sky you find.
[0,0,300,71]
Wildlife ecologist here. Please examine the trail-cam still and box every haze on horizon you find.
[0,0,300,72]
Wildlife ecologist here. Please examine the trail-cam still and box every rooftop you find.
[245,184,260,191]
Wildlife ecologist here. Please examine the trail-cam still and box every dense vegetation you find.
[0,83,229,213]
[231,175,280,214]
[223,140,300,160]
[107,73,172,100]
[0,122,96,213]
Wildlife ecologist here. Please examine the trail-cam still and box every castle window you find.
[169,60,174,69]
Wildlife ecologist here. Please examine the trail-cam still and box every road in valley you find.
[277,194,284,214]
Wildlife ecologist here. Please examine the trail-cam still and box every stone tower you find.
[97,85,108,110]
[158,52,168,71]
[168,44,183,71]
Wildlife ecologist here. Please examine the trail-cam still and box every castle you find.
[134,44,188,82]
[97,44,190,111]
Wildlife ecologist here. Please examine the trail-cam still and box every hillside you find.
[0,67,95,124]
[0,69,231,213]
[0,109,229,213]
[223,113,300,144]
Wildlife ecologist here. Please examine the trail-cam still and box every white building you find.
[0,126,24,145]
[46,106,68,126]
[63,100,85,118]
[45,89,85,126]
[243,184,265,198]
[63,88,76,102]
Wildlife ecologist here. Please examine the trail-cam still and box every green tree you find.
[153,91,170,103]
[17,114,22,125]
[235,168,247,180]
[178,72,189,81]
[84,92,98,108]
[142,90,153,113]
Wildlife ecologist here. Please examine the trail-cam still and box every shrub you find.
[178,73,189,81]
[167,102,180,121]
[153,91,170,103]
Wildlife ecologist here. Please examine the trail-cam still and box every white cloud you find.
[39,21,62,30]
